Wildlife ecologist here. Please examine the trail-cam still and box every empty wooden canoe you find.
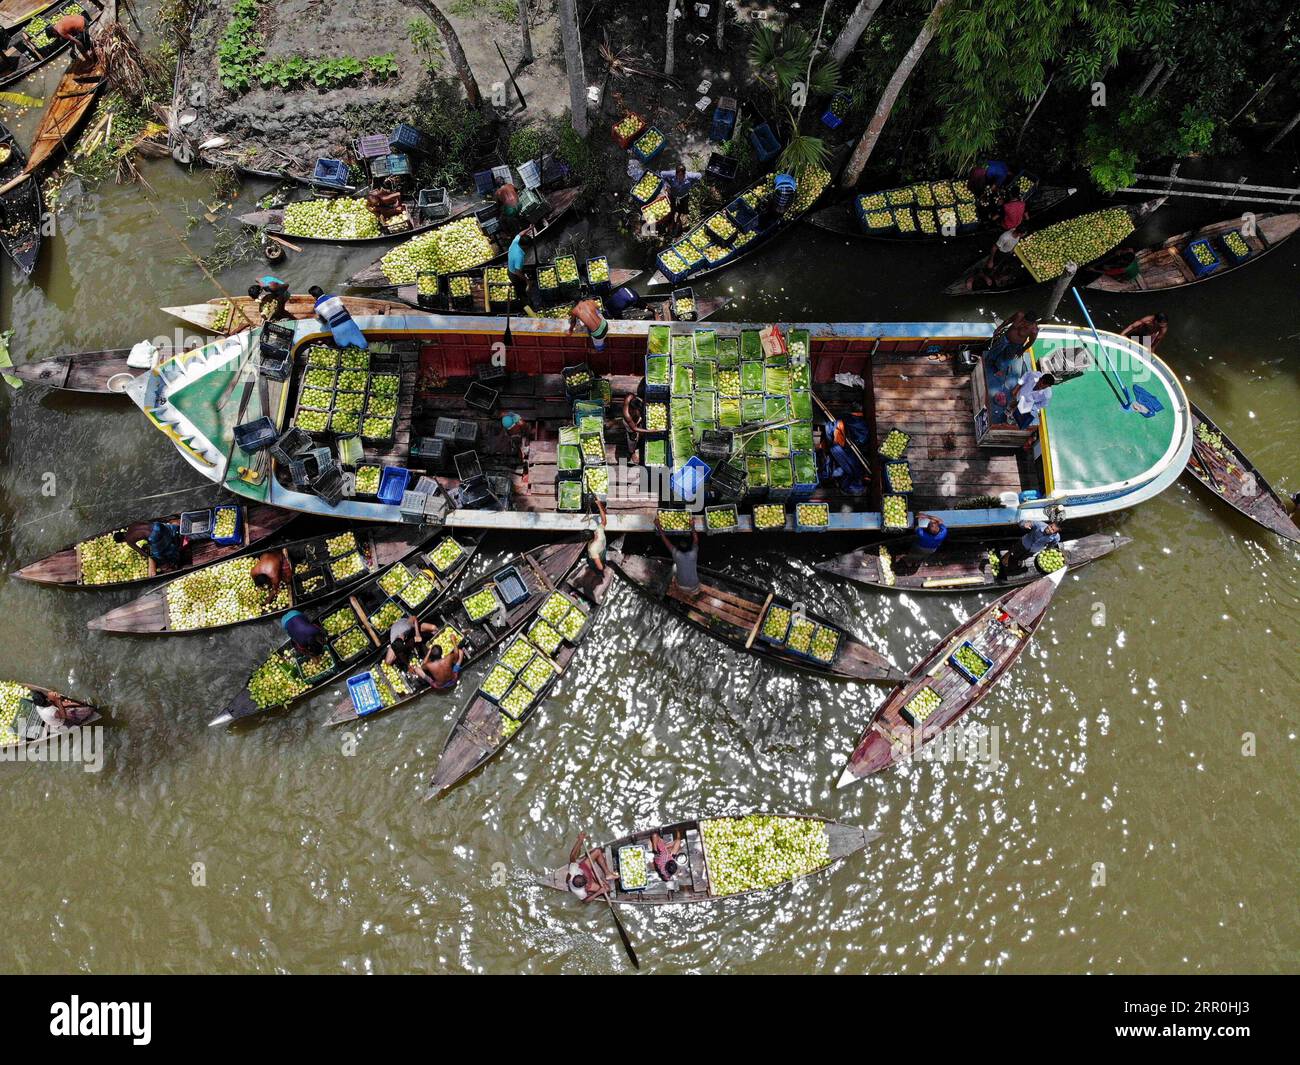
[326,539,587,727]
[538,814,878,905]
[423,555,615,798]
[612,551,906,683]
[1185,402,1299,543]
[837,568,1066,787]
[816,532,1131,592]
[210,532,482,727]
[86,527,423,634]
[8,347,159,393]
[14,503,297,587]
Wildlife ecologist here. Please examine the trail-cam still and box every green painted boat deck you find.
[1035,335,1178,494]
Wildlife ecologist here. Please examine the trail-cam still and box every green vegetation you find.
[820,0,1300,191]
[217,0,399,94]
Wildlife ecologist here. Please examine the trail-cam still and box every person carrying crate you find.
[568,298,609,352]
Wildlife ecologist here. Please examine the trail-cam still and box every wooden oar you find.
[586,847,639,971]
[744,592,774,649]
[267,233,303,253]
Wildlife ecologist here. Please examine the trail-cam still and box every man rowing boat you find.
[565,832,617,901]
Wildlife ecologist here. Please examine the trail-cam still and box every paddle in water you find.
[587,849,639,971]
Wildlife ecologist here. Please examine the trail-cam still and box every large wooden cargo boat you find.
[120,313,1192,536]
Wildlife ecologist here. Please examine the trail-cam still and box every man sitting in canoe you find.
[52,12,95,59]
[280,610,327,656]
[1009,369,1056,428]
[250,549,291,604]
[385,614,438,682]
[115,521,188,572]
[1120,312,1169,353]
[309,286,369,350]
[422,644,467,692]
[650,830,685,882]
[30,690,96,729]
[565,833,617,901]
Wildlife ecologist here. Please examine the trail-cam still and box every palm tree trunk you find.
[517,0,533,64]
[665,0,677,77]
[840,0,950,187]
[1266,106,1300,152]
[830,0,885,65]
[715,0,726,49]
[557,0,589,136]
[415,2,482,108]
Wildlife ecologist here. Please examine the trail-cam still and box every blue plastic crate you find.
[377,466,411,505]
[749,123,780,162]
[390,123,431,154]
[211,505,244,546]
[348,673,384,716]
[670,455,711,504]
[820,110,844,130]
[370,153,411,179]
[312,158,348,186]
[948,640,994,684]
[709,109,736,144]
[1182,237,1221,278]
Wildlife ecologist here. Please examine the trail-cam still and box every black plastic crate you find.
[705,152,739,183]
[416,186,450,220]
[179,510,214,539]
[477,363,509,384]
[233,417,278,452]
[454,451,483,482]
[270,427,313,467]
[464,381,499,412]
[708,462,747,503]
[411,437,447,468]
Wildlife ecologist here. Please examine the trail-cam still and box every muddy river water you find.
[0,42,1297,972]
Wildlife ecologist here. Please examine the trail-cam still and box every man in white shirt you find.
[1011,369,1056,428]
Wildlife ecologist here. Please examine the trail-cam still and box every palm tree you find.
[829,0,886,65]
[517,0,533,65]
[557,0,588,135]
[840,0,951,187]
[666,0,678,77]
[413,1,482,108]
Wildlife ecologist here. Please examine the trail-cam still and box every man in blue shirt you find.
[1001,518,1061,575]
[308,286,368,350]
[658,164,701,231]
[507,227,535,308]
[897,512,947,571]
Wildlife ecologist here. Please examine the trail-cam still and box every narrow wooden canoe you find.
[806,181,1077,241]
[1184,402,1299,543]
[393,266,643,314]
[1085,212,1300,292]
[8,347,161,393]
[837,568,1066,786]
[210,532,483,727]
[943,198,1166,295]
[348,186,583,289]
[0,120,42,273]
[86,527,424,635]
[326,539,586,727]
[160,294,410,336]
[19,2,112,175]
[423,552,615,798]
[538,815,878,906]
[612,551,906,684]
[816,532,1131,592]
[0,0,106,92]
[0,679,100,753]
[236,188,483,245]
[14,503,298,587]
